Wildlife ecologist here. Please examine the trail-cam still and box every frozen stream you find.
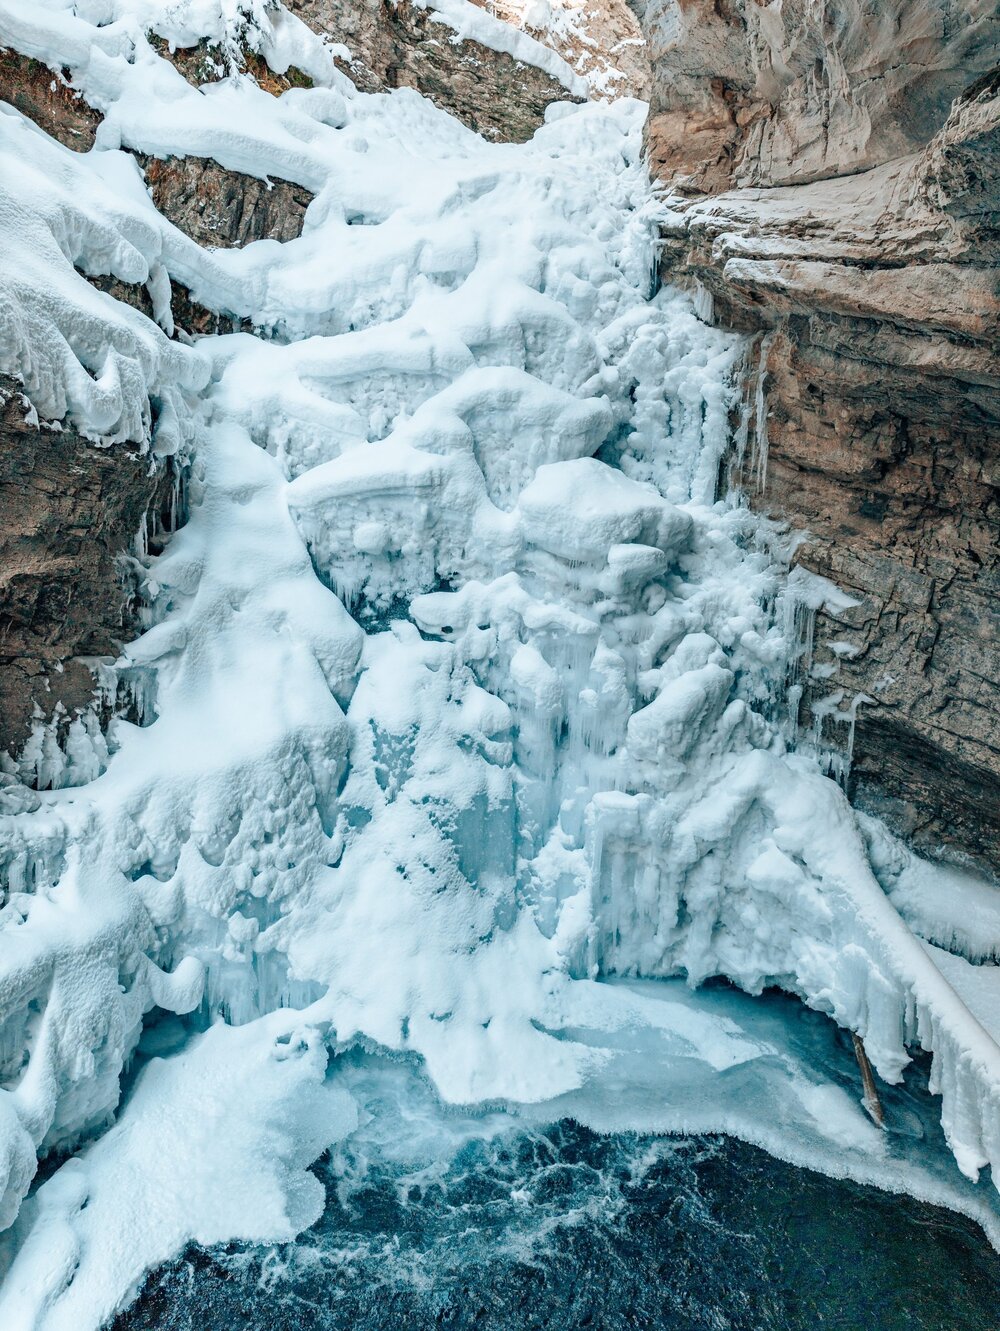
[2,1,1000,1326]
[111,1003,1000,1331]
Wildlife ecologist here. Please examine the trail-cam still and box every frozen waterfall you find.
[1,1,1000,1324]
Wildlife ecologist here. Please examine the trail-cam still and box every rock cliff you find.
[635,0,997,193]
[636,0,1000,871]
[286,0,582,138]
[0,378,173,767]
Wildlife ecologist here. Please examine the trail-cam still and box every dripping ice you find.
[1,0,1000,1324]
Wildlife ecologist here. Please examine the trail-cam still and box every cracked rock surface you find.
[635,0,1000,870]
[287,0,582,140]
[0,379,172,758]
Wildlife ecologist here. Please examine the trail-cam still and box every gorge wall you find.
[632,0,1000,874]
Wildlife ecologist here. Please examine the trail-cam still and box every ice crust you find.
[1,0,1000,1322]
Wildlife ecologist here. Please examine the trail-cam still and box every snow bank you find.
[0,1015,356,1331]
[0,107,206,444]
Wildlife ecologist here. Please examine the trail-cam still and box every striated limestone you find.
[634,0,999,194]
[649,44,1000,870]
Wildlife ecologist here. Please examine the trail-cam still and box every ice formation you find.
[1,0,1000,1323]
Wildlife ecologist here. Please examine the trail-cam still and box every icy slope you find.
[1,1,1000,1321]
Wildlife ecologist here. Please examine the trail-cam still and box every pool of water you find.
[113,1114,1000,1331]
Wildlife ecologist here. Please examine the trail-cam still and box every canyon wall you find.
[635,0,1000,871]
[285,0,584,138]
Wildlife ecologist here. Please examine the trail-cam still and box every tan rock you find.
[650,68,1000,870]
[633,0,999,192]
[478,0,652,100]
[286,0,583,140]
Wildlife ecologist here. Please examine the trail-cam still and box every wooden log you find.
[852,1032,885,1128]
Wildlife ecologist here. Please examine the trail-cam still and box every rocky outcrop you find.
[476,0,652,100]
[141,44,316,251]
[634,0,999,194]
[0,45,311,330]
[639,0,1000,872]
[0,47,100,149]
[141,154,314,249]
[286,0,582,139]
[0,379,172,763]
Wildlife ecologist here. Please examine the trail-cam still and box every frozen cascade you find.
[1,0,1000,1323]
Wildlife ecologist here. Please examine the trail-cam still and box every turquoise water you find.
[112,1050,1000,1331]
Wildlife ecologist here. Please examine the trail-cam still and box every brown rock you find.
[743,321,1000,868]
[287,0,582,140]
[141,154,314,249]
[87,272,244,341]
[0,379,176,764]
[633,0,999,193]
[0,47,101,150]
[149,37,314,96]
[652,73,1000,870]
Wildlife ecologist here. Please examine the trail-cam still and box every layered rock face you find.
[141,155,313,249]
[0,379,172,760]
[286,0,581,139]
[476,0,652,99]
[636,0,1000,871]
[634,0,997,193]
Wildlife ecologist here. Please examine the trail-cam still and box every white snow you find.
[1,0,1000,1324]
[864,814,1000,964]
[0,1015,356,1331]
[411,0,590,97]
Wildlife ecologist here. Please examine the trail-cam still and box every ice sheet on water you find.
[1,2,1000,1326]
[7,982,1000,1331]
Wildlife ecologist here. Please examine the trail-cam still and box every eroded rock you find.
[0,47,100,150]
[476,0,652,100]
[0,379,174,763]
[634,0,999,193]
[140,154,314,250]
[287,0,582,140]
[651,62,1000,870]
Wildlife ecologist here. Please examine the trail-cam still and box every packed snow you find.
[1,0,1000,1324]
